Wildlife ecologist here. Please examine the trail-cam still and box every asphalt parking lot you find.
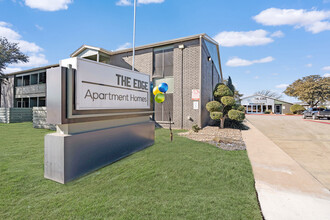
[246,115,330,190]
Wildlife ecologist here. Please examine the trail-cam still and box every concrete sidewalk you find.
[242,121,330,220]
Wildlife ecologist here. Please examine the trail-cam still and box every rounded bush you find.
[221,96,236,106]
[237,105,245,112]
[290,104,305,114]
[210,111,223,120]
[264,110,271,114]
[206,101,223,112]
[228,109,245,122]
[213,84,233,99]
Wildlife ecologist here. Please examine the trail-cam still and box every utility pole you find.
[132,0,137,71]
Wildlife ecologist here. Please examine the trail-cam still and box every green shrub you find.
[264,110,271,114]
[192,124,201,133]
[221,96,236,106]
[210,111,223,120]
[206,101,223,112]
[228,109,245,122]
[237,105,245,112]
[290,104,305,114]
[213,84,233,99]
[225,118,249,130]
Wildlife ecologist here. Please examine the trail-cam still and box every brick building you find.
[1,34,223,129]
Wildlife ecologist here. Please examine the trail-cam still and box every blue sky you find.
[1,0,330,102]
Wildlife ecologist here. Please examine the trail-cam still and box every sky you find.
[1,0,330,102]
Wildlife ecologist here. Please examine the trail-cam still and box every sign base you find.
[44,121,154,184]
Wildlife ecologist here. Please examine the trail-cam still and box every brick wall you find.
[110,48,153,76]
[110,39,201,129]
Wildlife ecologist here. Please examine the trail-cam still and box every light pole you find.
[132,0,137,71]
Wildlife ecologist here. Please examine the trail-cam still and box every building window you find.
[153,46,173,77]
[39,72,46,84]
[23,75,30,86]
[15,98,22,108]
[39,97,46,107]
[30,97,38,107]
[22,98,29,108]
[31,74,38,85]
[16,77,23,87]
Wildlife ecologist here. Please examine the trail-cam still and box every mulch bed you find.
[178,126,246,151]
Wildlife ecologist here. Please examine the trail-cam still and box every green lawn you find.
[0,122,261,219]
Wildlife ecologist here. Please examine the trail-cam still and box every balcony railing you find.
[15,84,46,98]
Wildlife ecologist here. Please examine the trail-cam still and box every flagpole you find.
[132,0,137,71]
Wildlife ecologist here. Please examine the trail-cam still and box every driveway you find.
[246,115,330,190]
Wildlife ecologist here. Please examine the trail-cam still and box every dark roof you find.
[5,64,59,76]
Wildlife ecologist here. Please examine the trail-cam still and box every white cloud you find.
[116,0,164,6]
[116,0,132,6]
[116,42,131,51]
[253,8,330,34]
[254,76,259,79]
[306,55,312,58]
[226,56,274,67]
[13,54,48,67]
[306,63,312,67]
[24,0,73,11]
[271,30,285,38]
[276,84,289,89]
[214,29,275,47]
[322,66,330,71]
[0,21,11,27]
[323,73,330,77]
[3,67,22,74]
[0,21,42,53]
[272,73,279,76]
[35,24,43,30]
[0,21,48,71]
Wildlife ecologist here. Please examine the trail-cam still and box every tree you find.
[284,75,330,107]
[227,76,235,93]
[290,104,305,114]
[206,83,245,129]
[226,76,243,101]
[0,37,28,79]
[254,90,283,100]
[0,37,28,105]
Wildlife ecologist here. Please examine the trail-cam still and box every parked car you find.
[302,108,330,120]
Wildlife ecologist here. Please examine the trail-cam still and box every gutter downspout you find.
[180,45,184,129]
[199,35,202,128]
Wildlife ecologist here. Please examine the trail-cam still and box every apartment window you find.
[39,72,46,84]
[16,77,23,87]
[153,46,173,77]
[22,98,29,108]
[15,98,22,108]
[23,75,30,86]
[31,74,38,85]
[30,97,38,107]
[39,97,46,107]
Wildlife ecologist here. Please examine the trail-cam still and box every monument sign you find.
[44,58,154,184]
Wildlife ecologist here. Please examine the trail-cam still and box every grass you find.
[0,122,262,219]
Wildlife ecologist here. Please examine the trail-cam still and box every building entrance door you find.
[275,105,282,114]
